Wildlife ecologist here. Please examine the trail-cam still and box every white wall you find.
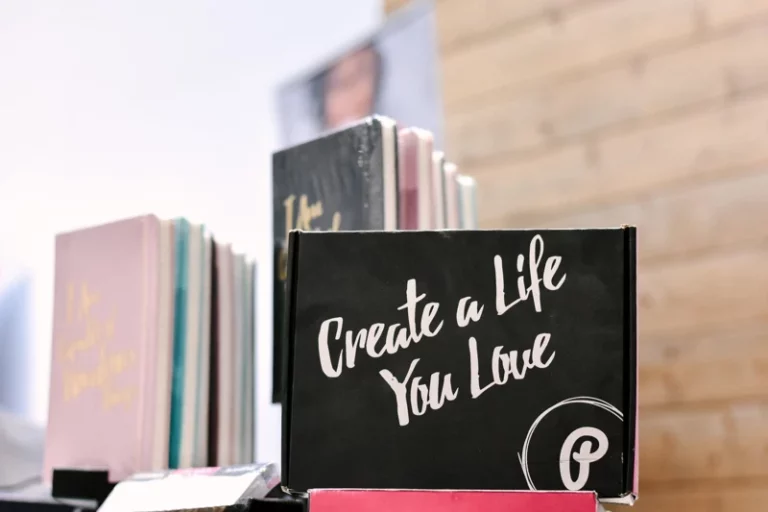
[0,0,381,467]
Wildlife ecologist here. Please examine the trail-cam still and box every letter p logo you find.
[559,427,609,491]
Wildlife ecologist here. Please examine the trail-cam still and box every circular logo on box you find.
[517,396,623,492]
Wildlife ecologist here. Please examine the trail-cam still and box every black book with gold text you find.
[271,116,399,403]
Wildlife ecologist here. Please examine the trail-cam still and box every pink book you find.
[310,490,605,512]
[443,162,460,229]
[398,128,434,230]
[44,215,161,483]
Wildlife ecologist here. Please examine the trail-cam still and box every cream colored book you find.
[179,223,203,468]
[151,219,176,470]
[215,243,235,466]
[241,260,256,463]
[443,162,460,229]
[457,175,478,230]
[193,233,213,467]
[432,151,446,229]
[231,253,246,464]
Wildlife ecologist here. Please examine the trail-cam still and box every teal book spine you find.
[168,218,189,469]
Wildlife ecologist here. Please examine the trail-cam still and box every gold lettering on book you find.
[60,281,137,410]
[278,194,342,281]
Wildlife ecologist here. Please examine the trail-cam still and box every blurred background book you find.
[276,0,443,148]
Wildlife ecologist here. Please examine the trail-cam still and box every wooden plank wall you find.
[384,0,768,510]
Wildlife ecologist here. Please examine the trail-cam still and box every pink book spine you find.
[397,129,420,230]
[139,216,161,472]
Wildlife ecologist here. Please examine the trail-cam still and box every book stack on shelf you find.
[271,116,478,403]
[44,215,257,486]
[270,115,637,511]
[31,114,638,512]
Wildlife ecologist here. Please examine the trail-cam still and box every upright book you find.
[443,162,460,229]
[271,115,399,403]
[431,151,446,229]
[282,229,638,503]
[397,128,433,230]
[45,215,163,482]
[457,176,477,229]
[44,215,258,479]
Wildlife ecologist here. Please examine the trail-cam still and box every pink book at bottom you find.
[44,215,161,483]
[309,490,605,512]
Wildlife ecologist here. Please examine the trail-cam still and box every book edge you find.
[281,230,302,491]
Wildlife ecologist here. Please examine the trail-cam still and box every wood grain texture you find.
[640,245,768,336]
[641,401,768,483]
[640,319,768,407]
[527,169,768,263]
[700,0,768,28]
[613,485,768,512]
[442,0,699,106]
[447,20,768,166]
[436,0,595,49]
[476,90,768,223]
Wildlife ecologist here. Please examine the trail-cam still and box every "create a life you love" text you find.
[315,235,567,427]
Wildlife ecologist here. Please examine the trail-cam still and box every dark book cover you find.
[282,229,637,503]
[271,116,399,403]
[207,239,219,466]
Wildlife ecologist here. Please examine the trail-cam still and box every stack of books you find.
[43,215,257,484]
[397,127,477,231]
[271,115,478,402]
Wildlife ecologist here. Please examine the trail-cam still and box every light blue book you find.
[168,218,189,469]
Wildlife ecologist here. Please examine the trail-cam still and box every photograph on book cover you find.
[274,0,443,150]
[282,229,638,503]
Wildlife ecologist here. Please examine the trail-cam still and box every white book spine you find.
[378,117,399,231]
[444,163,460,229]
[179,224,202,468]
[194,234,213,467]
[432,152,446,229]
[231,255,245,464]
[151,220,175,470]
[457,175,478,230]
[417,134,433,229]
[216,244,234,466]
